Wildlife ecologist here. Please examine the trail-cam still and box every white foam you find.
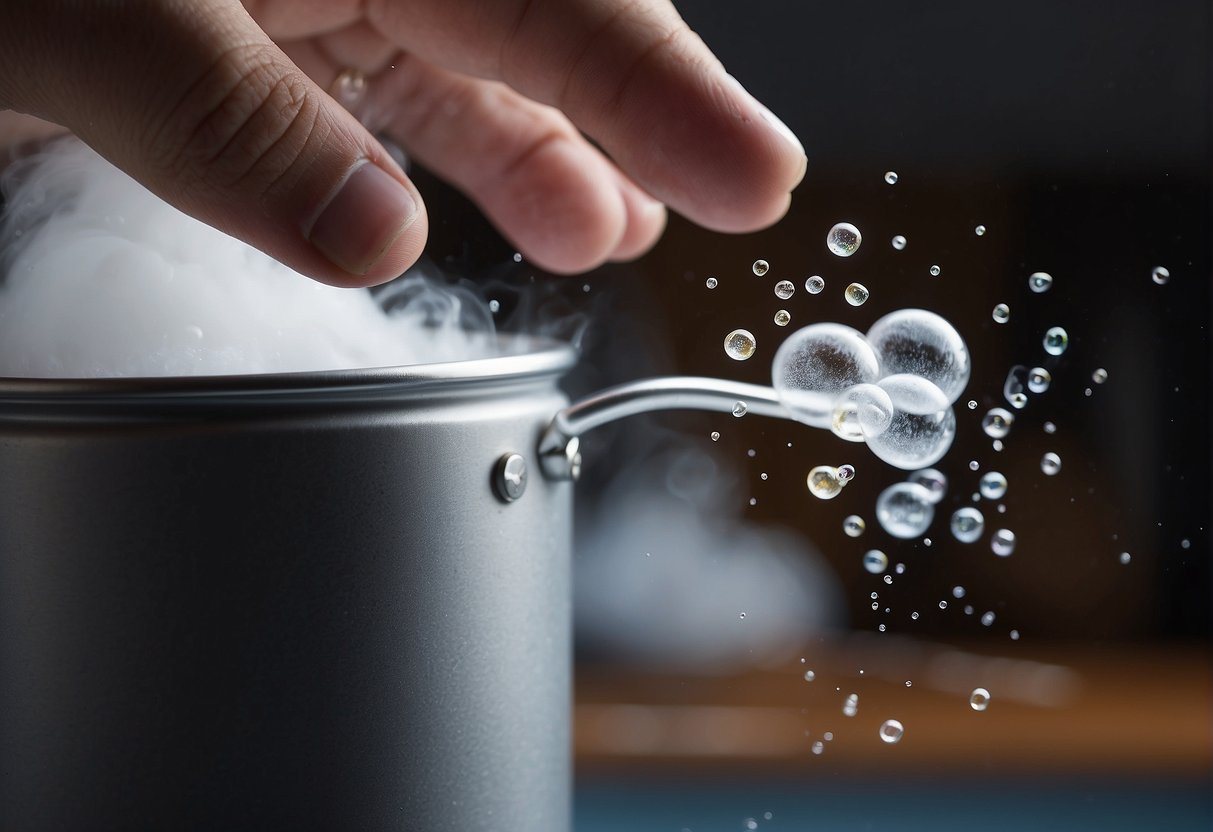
[0,139,495,378]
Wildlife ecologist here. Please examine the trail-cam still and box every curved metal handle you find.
[538,376,793,480]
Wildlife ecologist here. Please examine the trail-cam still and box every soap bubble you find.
[732,401,748,417]
[865,375,956,470]
[991,303,1010,323]
[863,550,888,574]
[724,329,756,361]
[1041,452,1062,475]
[884,171,899,185]
[907,468,948,504]
[843,515,866,537]
[1029,272,1053,293]
[979,471,1007,499]
[875,482,936,539]
[866,309,970,404]
[837,464,856,482]
[991,528,1016,556]
[892,235,907,250]
[981,407,1015,439]
[950,507,985,543]
[1092,368,1108,384]
[774,309,791,327]
[1151,266,1169,285]
[970,688,991,711]
[805,275,825,294]
[705,277,718,289]
[772,323,881,428]
[879,719,904,744]
[710,431,720,441]
[1043,326,1069,356]
[831,383,895,442]
[929,265,941,276]
[1119,552,1131,565]
[827,222,862,257]
[844,282,870,306]
[752,259,769,276]
[1027,367,1052,393]
[807,465,844,500]
[774,280,796,300]
[975,224,987,236]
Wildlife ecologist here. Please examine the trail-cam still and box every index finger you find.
[364,0,806,233]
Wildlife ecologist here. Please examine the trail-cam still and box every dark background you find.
[419,0,1211,645]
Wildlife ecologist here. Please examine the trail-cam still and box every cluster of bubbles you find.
[806,463,856,500]
[772,309,969,470]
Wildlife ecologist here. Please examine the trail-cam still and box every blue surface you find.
[575,776,1212,831]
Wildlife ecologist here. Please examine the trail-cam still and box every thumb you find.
[0,0,426,288]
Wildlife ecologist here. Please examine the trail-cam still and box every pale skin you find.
[0,1,806,286]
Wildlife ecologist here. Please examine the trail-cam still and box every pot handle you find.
[537,377,792,480]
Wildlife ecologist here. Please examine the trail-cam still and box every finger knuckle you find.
[153,44,323,195]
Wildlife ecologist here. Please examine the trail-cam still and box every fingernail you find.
[308,161,418,275]
[724,73,806,159]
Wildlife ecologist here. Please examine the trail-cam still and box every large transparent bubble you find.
[865,374,956,469]
[772,323,880,428]
[866,309,970,404]
[831,383,894,443]
[875,482,936,539]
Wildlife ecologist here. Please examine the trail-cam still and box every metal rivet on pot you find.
[493,453,528,503]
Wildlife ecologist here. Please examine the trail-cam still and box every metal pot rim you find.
[0,334,577,404]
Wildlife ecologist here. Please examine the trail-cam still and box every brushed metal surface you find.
[0,342,575,831]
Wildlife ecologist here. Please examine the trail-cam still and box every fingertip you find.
[608,176,668,262]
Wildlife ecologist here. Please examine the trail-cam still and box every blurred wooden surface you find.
[575,637,1212,776]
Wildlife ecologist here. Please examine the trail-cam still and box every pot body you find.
[0,343,576,831]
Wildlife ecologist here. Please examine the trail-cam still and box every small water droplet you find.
[979,471,1008,500]
[907,468,948,504]
[876,483,935,539]
[953,585,966,598]
[774,280,796,300]
[1043,421,1057,434]
[710,431,721,441]
[884,171,899,185]
[843,693,859,717]
[1119,551,1132,565]
[1010,629,1020,640]
[827,222,862,257]
[863,549,889,574]
[1041,452,1062,475]
[705,276,718,289]
[774,309,792,327]
[967,400,977,410]
[879,719,904,744]
[805,275,825,294]
[981,407,1015,439]
[807,465,844,499]
[939,600,948,609]
[732,401,748,417]
[991,528,1017,556]
[950,507,985,543]
[1152,266,1170,285]
[1004,365,1030,409]
[1092,368,1108,384]
[764,812,774,821]
[975,224,987,236]
[739,612,747,619]
[992,303,1010,324]
[812,740,825,755]
[1029,271,1053,293]
[844,282,870,306]
[837,464,856,482]
[1027,367,1052,393]
[969,687,991,711]
[843,515,866,537]
[744,819,758,830]
[724,329,756,361]
[512,252,523,263]
[752,259,769,276]
[892,234,907,250]
[929,265,941,276]
[969,460,980,471]
[981,611,996,626]
[1043,326,1069,356]
[804,670,816,681]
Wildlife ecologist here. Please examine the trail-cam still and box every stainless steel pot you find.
[0,335,789,831]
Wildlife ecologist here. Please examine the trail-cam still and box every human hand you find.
[0,1,806,286]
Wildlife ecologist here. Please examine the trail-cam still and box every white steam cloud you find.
[0,139,496,378]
